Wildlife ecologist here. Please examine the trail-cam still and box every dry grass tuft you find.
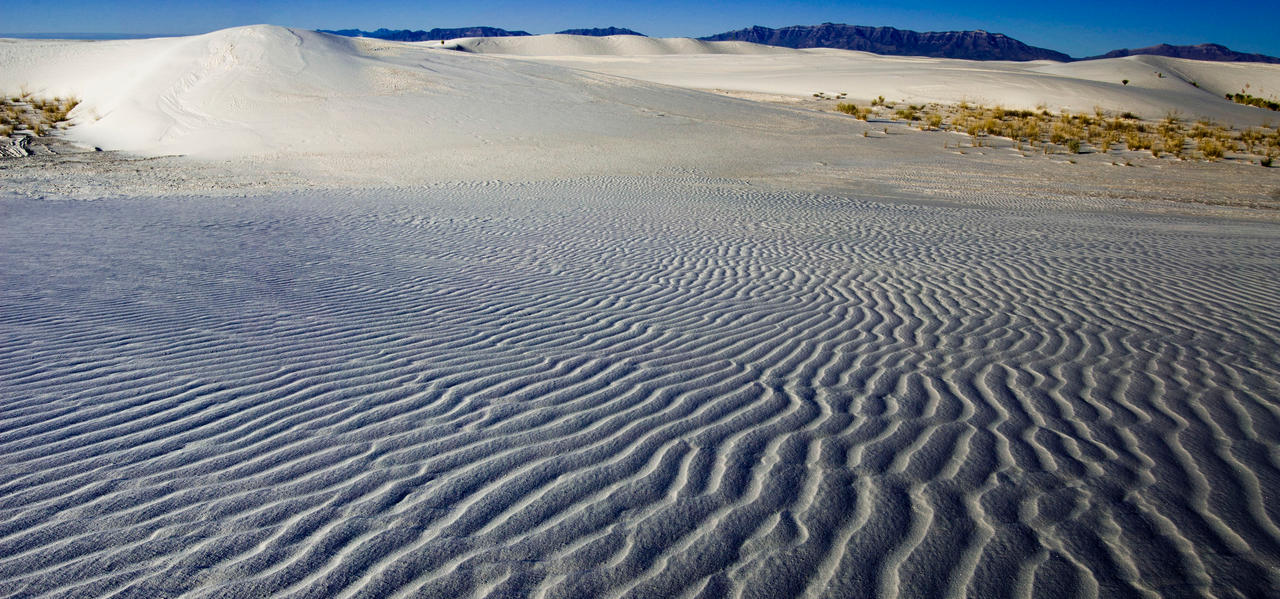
[1,93,81,139]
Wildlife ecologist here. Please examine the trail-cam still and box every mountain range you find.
[319,27,530,42]
[699,24,1070,61]
[321,24,1279,63]
[555,27,645,37]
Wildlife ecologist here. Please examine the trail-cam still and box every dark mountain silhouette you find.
[699,23,1071,61]
[319,27,530,42]
[556,27,646,37]
[1085,43,1280,64]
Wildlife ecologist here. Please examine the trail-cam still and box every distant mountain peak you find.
[1086,43,1280,64]
[555,27,646,37]
[698,23,1072,61]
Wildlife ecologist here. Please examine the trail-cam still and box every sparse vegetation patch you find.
[1,92,79,138]
[824,94,1280,166]
[1,92,80,157]
[1228,92,1280,111]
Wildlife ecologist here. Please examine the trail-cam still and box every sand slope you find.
[0,26,819,163]
[463,35,1280,125]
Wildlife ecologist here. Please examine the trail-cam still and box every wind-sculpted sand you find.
[2,178,1278,597]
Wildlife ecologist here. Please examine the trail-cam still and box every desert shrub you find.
[1067,139,1082,153]
[1050,123,1073,144]
[1099,132,1120,152]
[1199,137,1225,160]
[871,95,886,107]
[925,113,943,130]
[1125,132,1153,151]
[835,103,870,120]
[895,107,919,121]
[1262,155,1273,167]
[0,124,11,136]
[1240,128,1269,153]
[1019,118,1041,142]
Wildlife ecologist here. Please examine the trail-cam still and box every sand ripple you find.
[2,179,1278,597]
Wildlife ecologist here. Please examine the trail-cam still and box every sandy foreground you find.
[2,26,1279,597]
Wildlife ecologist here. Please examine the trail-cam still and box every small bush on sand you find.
[1125,132,1153,151]
[835,103,870,120]
[1199,137,1225,160]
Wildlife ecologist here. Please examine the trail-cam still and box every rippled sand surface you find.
[2,178,1278,597]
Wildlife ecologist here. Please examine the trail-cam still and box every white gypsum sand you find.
[451,34,1280,126]
[1,26,1279,598]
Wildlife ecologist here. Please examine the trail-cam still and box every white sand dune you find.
[0,26,819,167]
[5,26,1279,166]
[2,26,1279,599]
[464,35,1280,125]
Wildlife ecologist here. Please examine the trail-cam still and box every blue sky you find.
[5,1,1278,58]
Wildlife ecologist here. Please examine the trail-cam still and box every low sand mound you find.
[1037,54,1280,108]
[446,33,796,56]
[514,47,1280,125]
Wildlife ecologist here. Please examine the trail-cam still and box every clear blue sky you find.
[5,0,1278,59]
